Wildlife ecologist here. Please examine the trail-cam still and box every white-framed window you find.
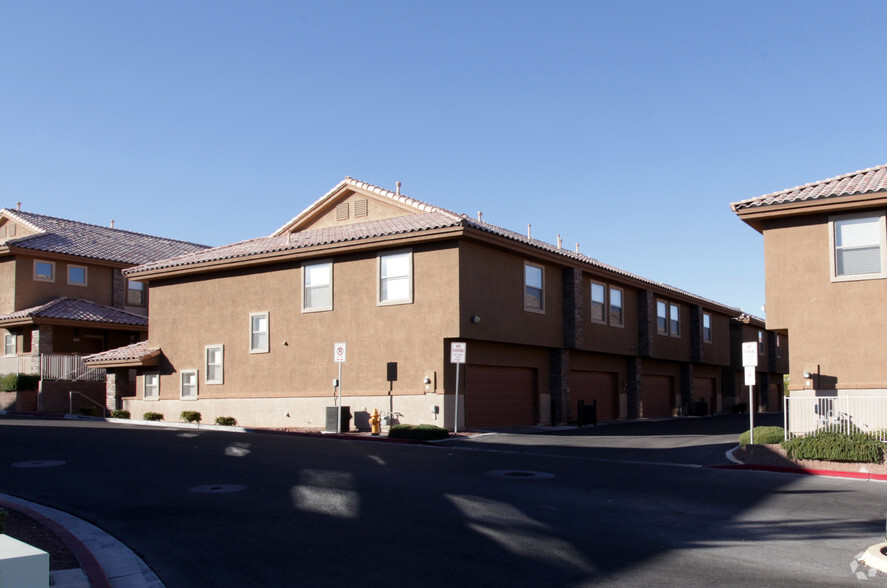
[379,250,413,305]
[609,287,623,327]
[590,282,606,323]
[127,280,146,306]
[758,330,765,355]
[67,264,87,286]
[33,260,54,282]
[180,369,198,399]
[250,312,269,354]
[703,312,712,343]
[656,300,668,334]
[830,212,887,281]
[205,345,224,385]
[669,303,680,337]
[144,372,159,399]
[4,334,15,357]
[303,261,332,312]
[524,262,544,313]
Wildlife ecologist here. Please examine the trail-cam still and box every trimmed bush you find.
[110,410,131,419]
[181,411,202,424]
[782,431,884,463]
[739,426,785,447]
[143,412,164,421]
[0,373,39,392]
[215,416,237,426]
[388,424,449,441]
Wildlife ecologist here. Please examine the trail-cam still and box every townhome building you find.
[0,206,208,412]
[87,178,786,429]
[732,163,887,434]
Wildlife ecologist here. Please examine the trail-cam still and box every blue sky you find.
[2,1,886,316]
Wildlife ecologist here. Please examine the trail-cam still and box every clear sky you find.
[2,1,886,317]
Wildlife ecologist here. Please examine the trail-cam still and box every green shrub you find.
[78,406,98,417]
[181,411,202,424]
[215,416,237,426]
[388,424,449,440]
[782,431,884,463]
[143,412,164,421]
[110,410,131,419]
[739,426,785,446]
[0,373,40,392]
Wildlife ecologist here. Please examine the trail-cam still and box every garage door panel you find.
[465,365,535,428]
[691,377,715,416]
[570,371,618,421]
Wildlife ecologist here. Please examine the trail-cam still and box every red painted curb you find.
[0,497,111,588]
[709,463,887,481]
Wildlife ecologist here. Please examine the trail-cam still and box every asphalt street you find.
[0,414,884,587]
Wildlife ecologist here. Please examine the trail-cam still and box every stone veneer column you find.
[112,269,126,309]
[32,325,53,354]
[680,363,693,415]
[626,356,641,420]
[105,372,118,412]
[549,349,570,425]
[562,268,583,349]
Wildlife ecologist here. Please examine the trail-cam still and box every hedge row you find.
[0,373,39,392]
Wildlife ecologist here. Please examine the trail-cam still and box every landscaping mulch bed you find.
[3,507,80,571]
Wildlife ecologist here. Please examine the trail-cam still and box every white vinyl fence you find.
[0,354,105,382]
[784,395,887,442]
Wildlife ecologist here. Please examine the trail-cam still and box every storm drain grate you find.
[188,484,247,494]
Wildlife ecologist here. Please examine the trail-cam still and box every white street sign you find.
[334,342,347,363]
[744,366,756,387]
[451,342,467,364]
[741,342,758,367]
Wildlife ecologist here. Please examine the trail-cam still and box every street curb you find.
[0,496,111,588]
[709,462,887,481]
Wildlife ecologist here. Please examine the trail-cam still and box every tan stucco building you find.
[89,178,786,429]
[732,163,887,397]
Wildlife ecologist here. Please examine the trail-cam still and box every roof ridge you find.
[341,177,464,220]
[4,209,208,248]
[1,209,46,234]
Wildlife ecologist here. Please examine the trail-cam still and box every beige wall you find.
[14,254,114,310]
[0,258,15,315]
[147,243,460,408]
[458,240,563,347]
[302,191,413,231]
[763,211,887,390]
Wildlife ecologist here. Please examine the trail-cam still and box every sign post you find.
[450,342,467,435]
[334,342,347,433]
[742,342,758,444]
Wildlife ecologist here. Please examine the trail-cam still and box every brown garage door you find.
[692,377,715,415]
[642,375,674,418]
[570,371,618,421]
[465,365,535,427]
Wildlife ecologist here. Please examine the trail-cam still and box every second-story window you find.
[34,260,54,282]
[591,282,606,323]
[609,287,623,326]
[250,312,269,354]
[656,301,668,334]
[205,345,224,385]
[67,265,87,286]
[703,312,712,343]
[669,303,681,337]
[758,330,765,355]
[127,280,146,306]
[379,250,413,305]
[524,262,544,312]
[303,261,332,312]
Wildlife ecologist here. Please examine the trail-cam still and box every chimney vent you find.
[557,234,562,249]
[477,211,483,222]
[110,219,115,229]
[575,243,580,253]
[395,181,402,195]
[16,202,21,211]
[527,224,531,238]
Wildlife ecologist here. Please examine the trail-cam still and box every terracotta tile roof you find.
[126,178,759,321]
[0,297,148,327]
[731,163,887,212]
[83,340,159,364]
[0,209,209,264]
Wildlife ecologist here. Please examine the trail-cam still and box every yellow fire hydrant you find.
[369,409,381,436]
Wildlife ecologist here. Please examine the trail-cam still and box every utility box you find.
[0,535,49,588]
[325,406,352,433]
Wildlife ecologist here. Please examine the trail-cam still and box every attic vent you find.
[336,202,349,221]
[0,225,5,239]
[355,199,368,217]
[8,224,14,237]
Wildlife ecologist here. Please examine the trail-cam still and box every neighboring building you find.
[731,163,887,401]
[88,178,786,429]
[0,207,208,412]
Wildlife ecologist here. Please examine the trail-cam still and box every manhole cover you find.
[12,460,66,468]
[484,470,554,480]
[188,484,247,494]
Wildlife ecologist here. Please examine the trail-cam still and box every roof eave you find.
[84,350,161,368]
[734,191,887,232]
[0,317,148,331]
